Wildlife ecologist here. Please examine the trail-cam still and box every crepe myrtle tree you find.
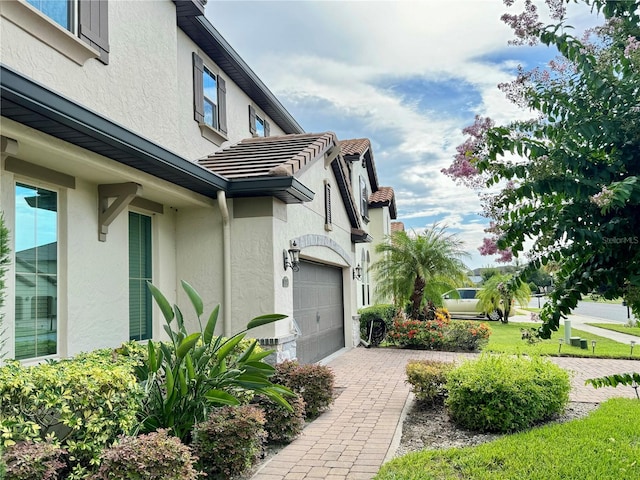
[443,0,640,338]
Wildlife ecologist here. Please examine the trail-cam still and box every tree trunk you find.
[410,276,426,319]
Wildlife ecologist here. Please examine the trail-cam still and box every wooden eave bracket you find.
[324,145,340,169]
[1,135,19,160]
[98,182,141,241]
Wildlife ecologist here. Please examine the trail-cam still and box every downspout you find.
[217,190,232,336]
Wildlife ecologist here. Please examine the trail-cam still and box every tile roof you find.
[199,132,338,179]
[369,186,394,206]
[391,221,405,233]
[340,138,371,157]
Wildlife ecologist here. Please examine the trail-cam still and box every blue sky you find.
[205,1,601,269]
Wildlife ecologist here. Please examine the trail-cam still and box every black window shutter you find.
[79,0,110,64]
[264,120,270,137]
[249,105,256,135]
[193,52,204,123]
[325,183,332,225]
[217,76,227,134]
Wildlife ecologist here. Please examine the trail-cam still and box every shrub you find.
[91,429,201,480]
[405,360,454,405]
[254,392,306,444]
[137,281,292,442]
[387,309,451,349]
[192,405,267,480]
[2,439,67,480]
[358,304,396,338]
[442,321,491,351]
[0,356,141,475]
[446,355,570,433]
[273,360,335,418]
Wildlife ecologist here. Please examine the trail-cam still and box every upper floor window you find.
[249,105,270,137]
[193,52,227,140]
[27,0,74,31]
[21,0,109,64]
[359,175,369,221]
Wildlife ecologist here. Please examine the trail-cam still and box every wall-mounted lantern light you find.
[283,241,300,272]
[353,264,363,280]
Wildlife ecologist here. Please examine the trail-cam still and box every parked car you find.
[442,288,502,321]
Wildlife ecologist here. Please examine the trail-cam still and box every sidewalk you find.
[251,346,640,480]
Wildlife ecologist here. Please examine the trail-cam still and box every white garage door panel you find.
[293,261,344,364]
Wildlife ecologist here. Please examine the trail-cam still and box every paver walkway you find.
[251,347,639,480]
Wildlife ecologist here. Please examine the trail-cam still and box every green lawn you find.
[376,399,640,480]
[586,323,640,338]
[483,322,636,359]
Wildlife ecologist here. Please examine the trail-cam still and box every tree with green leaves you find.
[0,213,9,359]
[371,224,469,319]
[444,0,640,338]
[477,273,531,324]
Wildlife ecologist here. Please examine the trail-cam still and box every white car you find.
[442,288,502,321]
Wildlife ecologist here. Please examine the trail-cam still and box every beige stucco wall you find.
[0,120,220,361]
[1,0,287,164]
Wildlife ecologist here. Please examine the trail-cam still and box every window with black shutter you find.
[324,182,332,230]
[193,52,227,137]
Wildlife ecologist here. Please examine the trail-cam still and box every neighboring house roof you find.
[199,133,363,230]
[369,186,397,219]
[174,2,304,135]
[391,221,405,233]
[340,138,370,157]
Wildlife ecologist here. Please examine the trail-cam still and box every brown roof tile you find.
[339,138,370,157]
[199,132,338,179]
[368,186,394,206]
[391,221,405,233]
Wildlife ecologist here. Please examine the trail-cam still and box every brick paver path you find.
[251,347,639,480]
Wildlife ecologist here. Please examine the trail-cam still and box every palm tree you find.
[371,224,470,319]
[477,273,531,324]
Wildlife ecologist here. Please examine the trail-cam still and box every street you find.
[528,296,637,324]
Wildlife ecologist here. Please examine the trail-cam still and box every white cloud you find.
[207,0,603,267]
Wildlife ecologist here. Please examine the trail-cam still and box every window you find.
[249,105,270,137]
[129,212,152,341]
[14,183,58,360]
[193,52,227,136]
[21,0,110,63]
[359,176,369,221]
[324,181,332,230]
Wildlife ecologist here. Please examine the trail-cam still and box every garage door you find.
[293,261,344,364]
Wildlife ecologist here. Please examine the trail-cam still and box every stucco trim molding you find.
[294,234,352,266]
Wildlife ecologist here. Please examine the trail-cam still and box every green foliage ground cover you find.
[586,323,640,338]
[483,322,636,359]
[376,398,640,480]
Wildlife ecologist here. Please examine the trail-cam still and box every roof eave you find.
[226,176,314,204]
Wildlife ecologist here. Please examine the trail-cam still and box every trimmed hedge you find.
[358,304,396,339]
[273,360,335,419]
[446,355,570,433]
[405,360,454,405]
[253,393,306,444]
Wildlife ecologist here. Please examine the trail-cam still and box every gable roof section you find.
[369,186,397,219]
[340,138,370,157]
[199,133,362,228]
[174,2,304,135]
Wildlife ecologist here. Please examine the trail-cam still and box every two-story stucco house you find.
[0,0,396,364]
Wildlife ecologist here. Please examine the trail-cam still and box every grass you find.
[482,322,637,359]
[586,323,640,338]
[375,398,640,480]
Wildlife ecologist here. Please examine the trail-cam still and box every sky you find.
[204,0,602,270]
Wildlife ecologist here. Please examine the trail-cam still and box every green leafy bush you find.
[387,310,450,349]
[273,360,335,419]
[358,304,396,338]
[2,440,67,480]
[137,281,292,442]
[91,429,201,480]
[254,392,306,444]
[192,405,267,480]
[405,360,454,405]
[442,321,491,351]
[0,356,141,475]
[446,355,570,433]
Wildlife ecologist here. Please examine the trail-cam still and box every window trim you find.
[0,0,100,65]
